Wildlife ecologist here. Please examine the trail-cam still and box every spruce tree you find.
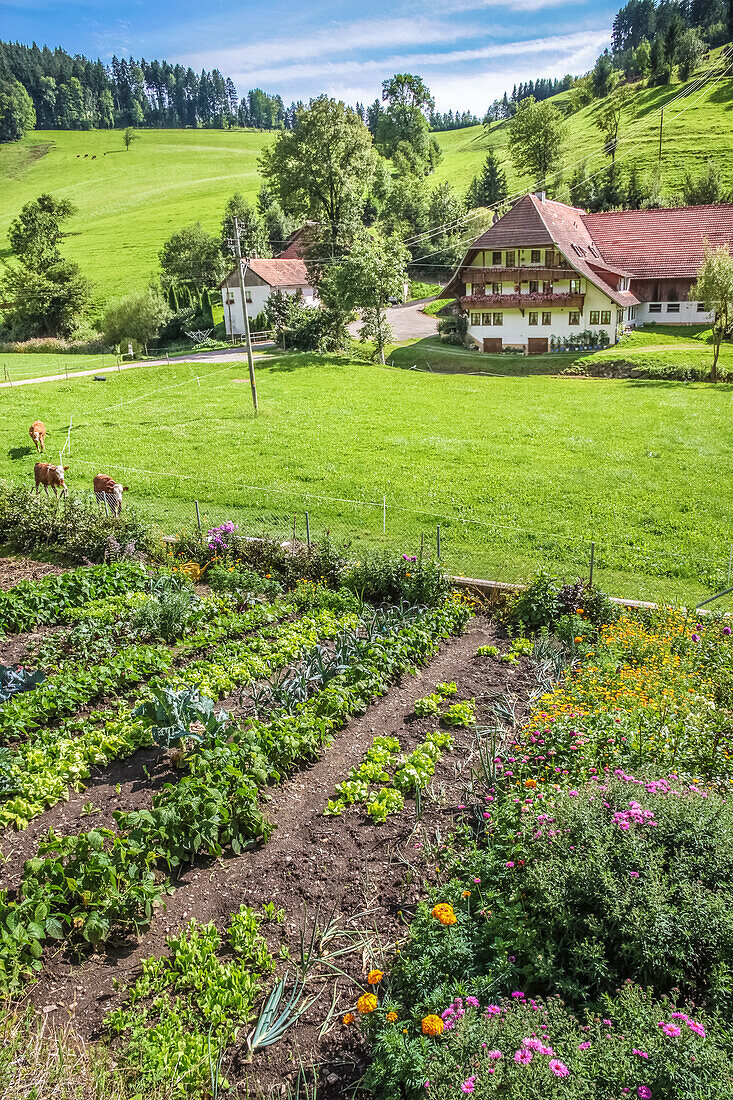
[468,150,508,207]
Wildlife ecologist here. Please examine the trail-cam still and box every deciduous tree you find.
[508,97,566,189]
[102,288,172,351]
[260,96,378,258]
[159,222,225,294]
[691,246,733,381]
[329,230,409,363]
[0,78,36,141]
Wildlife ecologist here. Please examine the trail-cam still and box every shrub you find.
[508,571,617,634]
[0,486,155,564]
[345,550,448,607]
[206,562,282,599]
[365,985,733,1099]
[173,530,350,592]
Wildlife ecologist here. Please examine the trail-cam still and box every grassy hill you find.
[0,51,732,301]
[0,128,268,301]
[432,50,733,204]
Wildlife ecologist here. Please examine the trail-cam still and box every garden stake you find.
[195,500,202,539]
[589,540,595,586]
[437,525,441,560]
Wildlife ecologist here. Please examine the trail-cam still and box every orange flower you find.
[367,969,384,985]
[386,1011,398,1022]
[524,778,537,789]
[462,889,472,898]
[574,636,583,644]
[342,1013,355,1026]
[576,608,584,615]
[357,993,378,1014]
[422,1014,444,1036]
[431,903,457,926]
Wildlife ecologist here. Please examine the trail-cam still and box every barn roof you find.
[582,204,733,278]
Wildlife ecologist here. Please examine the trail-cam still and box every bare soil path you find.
[17,614,539,1097]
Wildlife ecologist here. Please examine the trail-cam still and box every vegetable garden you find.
[1,547,733,1100]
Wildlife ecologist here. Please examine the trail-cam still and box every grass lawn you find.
[1,353,731,607]
[0,351,121,382]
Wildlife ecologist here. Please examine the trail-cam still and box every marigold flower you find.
[386,1011,398,1022]
[431,903,457,926]
[524,778,537,789]
[357,993,378,1014]
[462,889,472,898]
[342,1012,355,1026]
[421,1014,444,1036]
[367,969,384,985]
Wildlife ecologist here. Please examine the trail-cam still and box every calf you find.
[34,462,68,498]
[94,474,128,516]
[29,421,46,453]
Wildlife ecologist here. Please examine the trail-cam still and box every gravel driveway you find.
[348,297,439,341]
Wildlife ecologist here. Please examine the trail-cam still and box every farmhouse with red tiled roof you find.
[220,257,317,337]
[442,193,732,354]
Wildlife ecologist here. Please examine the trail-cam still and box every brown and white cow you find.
[29,421,46,453]
[34,462,69,497]
[94,474,129,516]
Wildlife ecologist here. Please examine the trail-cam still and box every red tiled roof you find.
[221,258,311,289]
[277,227,310,259]
[582,205,733,278]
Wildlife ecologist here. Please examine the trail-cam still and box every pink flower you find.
[633,1049,649,1059]
[506,861,515,868]
[511,991,525,998]
[578,1042,591,1050]
[486,1005,501,1015]
[460,1076,476,1094]
[660,1022,681,1037]
[691,633,700,643]
[549,1060,569,1077]
[638,1089,652,1099]
[487,1050,502,1060]
[687,1020,706,1037]
[514,1049,533,1065]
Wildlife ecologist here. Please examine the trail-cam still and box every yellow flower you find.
[462,889,472,898]
[422,1014,444,1036]
[357,993,378,1014]
[524,778,537,789]
[342,1012,355,1026]
[431,903,457,926]
[574,636,583,644]
[386,1011,398,1022]
[367,969,384,985]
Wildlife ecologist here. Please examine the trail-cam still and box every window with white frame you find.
[667,302,680,313]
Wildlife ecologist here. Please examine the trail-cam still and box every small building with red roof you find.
[442,193,731,354]
[220,257,317,336]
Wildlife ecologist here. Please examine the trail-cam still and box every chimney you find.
[535,190,546,202]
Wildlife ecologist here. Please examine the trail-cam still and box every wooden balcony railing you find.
[461,292,585,310]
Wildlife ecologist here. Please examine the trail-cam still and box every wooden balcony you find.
[461,292,585,311]
[465,264,573,281]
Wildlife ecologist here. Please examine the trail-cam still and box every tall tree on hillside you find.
[220,194,269,258]
[260,96,378,259]
[376,73,438,174]
[680,163,732,206]
[507,97,566,190]
[122,125,137,150]
[675,28,705,81]
[467,150,508,208]
[595,86,632,162]
[690,247,733,381]
[1,194,90,338]
[592,51,618,98]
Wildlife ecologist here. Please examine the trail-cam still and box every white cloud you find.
[182,15,474,72]
[226,28,609,107]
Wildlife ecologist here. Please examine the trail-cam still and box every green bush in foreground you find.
[345,549,448,607]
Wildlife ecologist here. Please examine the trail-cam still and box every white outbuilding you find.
[220,258,318,336]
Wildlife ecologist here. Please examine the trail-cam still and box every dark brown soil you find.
[0,556,67,591]
[19,614,539,1098]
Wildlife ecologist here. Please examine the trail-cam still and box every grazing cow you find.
[34,463,68,497]
[29,420,46,453]
[94,474,128,516]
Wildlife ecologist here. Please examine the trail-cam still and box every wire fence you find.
[99,476,733,612]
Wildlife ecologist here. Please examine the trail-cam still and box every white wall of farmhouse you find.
[465,279,622,351]
[634,300,713,326]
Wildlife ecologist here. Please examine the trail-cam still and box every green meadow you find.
[1,355,731,607]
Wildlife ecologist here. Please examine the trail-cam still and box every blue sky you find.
[1,0,617,111]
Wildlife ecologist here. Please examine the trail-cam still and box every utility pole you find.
[230,216,258,415]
